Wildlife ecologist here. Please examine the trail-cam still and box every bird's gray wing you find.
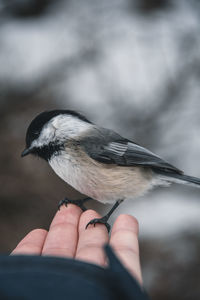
[80,127,182,174]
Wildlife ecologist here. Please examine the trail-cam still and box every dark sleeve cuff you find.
[0,245,150,300]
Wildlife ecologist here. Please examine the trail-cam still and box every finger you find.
[11,229,47,255]
[109,214,142,284]
[42,204,82,258]
[76,210,109,266]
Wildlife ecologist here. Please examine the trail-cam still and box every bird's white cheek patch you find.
[32,124,56,148]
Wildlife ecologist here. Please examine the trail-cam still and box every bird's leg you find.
[58,197,92,212]
[85,199,124,233]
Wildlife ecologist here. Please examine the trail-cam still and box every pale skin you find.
[11,204,143,285]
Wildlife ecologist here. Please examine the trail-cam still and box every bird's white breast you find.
[49,145,155,204]
[49,151,89,195]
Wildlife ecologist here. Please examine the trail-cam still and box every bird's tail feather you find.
[155,169,200,188]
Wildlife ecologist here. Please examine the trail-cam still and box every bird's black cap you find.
[25,110,92,148]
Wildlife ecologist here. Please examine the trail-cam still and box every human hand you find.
[11,205,142,284]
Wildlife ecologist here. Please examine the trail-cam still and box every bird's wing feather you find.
[80,127,182,174]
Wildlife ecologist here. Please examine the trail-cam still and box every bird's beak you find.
[21,148,32,157]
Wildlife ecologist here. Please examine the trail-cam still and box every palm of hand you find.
[12,205,142,284]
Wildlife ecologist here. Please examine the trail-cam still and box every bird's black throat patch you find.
[31,142,64,161]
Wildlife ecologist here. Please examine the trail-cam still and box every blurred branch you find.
[0,0,54,18]
[0,46,100,117]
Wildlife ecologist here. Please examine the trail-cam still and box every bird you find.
[21,110,200,232]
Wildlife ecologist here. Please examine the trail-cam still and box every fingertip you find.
[112,214,139,235]
[19,228,48,245]
[58,203,83,214]
[115,214,139,227]
[11,228,48,255]
[51,204,82,228]
[82,209,101,218]
[29,228,48,236]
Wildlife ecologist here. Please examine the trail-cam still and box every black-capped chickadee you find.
[21,110,200,231]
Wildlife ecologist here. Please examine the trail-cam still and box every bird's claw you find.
[58,198,90,211]
[85,217,111,233]
[58,199,68,210]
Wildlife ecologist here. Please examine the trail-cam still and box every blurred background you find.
[0,0,200,299]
